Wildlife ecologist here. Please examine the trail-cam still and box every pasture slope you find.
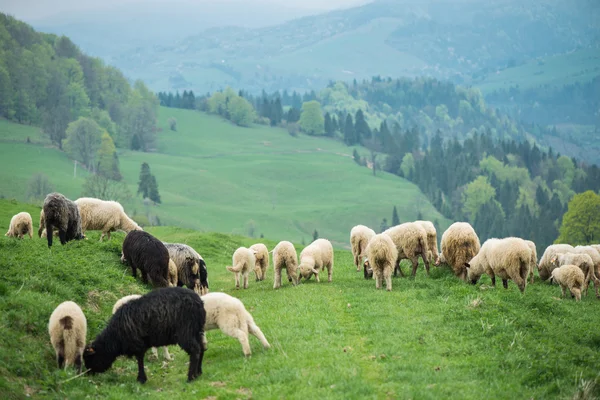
[1,198,600,399]
[0,107,450,247]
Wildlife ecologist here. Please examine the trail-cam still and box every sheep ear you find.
[312,268,319,274]
[85,346,95,355]
[464,263,470,270]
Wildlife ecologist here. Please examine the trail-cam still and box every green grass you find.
[2,198,600,399]
[0,108,450,246]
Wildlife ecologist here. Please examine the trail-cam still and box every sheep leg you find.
[202,333,208,351]
[327,263,333,282]
[490,274,496,287]
[223,326,252,356]
[243,273,249,289]
[196,346,205,378]
[75,353,82,373]
[106,231,111,240]
[410,257,419,277]
[384,269,393,292]
[248,320,271,349]
[56,351,65,369]
[560,285,566,298]
[422,251,430,276]
[162,346,173,361]
[234,272,240,289]
[314,270,320,283]
[374,270,382,289]
[273,266,281,289]
[131,265,137,278]
[136,353,148,384]
[254,267,260,281]
[58,229,67,245]
[141,270,148,284]
[187,351,200,381]
[287,266,299,286]
[150,347,159,359]
[502,279,508,289]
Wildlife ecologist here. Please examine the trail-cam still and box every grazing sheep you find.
[414,220,439,264]
[5,211,33,239]
[121,230,170,288]
[538,244,575,281]
[75,197,142,241]
[163,243,209,294]
[551,252,594,296]
[112,295,172,361]
[48,301,87,372]
[272,241,299,289]
[466,237,531,293]
[226,247,257,289]
[40,193,85,247]
[524,240,538,284]
[436,222,480,282]
[350,225,376,271]
[298,238,334,282]
[573,246,600,297]
[384,222,429,277]
[551,265,585,301]
[84,287,206,383]
[201,292,270,356]
[364,233,398,291]
[250,243,269,281]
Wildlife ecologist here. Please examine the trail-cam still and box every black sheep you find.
[83,287,206,383]
[122,230,170,288]
[40,192,85,248]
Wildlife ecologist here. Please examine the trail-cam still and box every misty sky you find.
[0,0,370,21]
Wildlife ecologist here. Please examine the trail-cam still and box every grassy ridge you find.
[1,199,600,399]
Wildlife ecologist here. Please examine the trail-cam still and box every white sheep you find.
[384,222,429,277]
[551,252,594,296]
[298,238,334,282]
[5,211,33,239]
[364,233,398,291]
[573,246,600,298]
[272,240,299,289]
[48,301,87,372]
[226,247,257,289]
[74,197,142,241]
[436,222,480,282]
[250,243,269,281]
[414,220,438,264]
[466,237,531,293]
[551,264,585,301]
[538,244,574,281]
[350,225,376,271]
[201,292,270,357]
[112,294,173,361]
[524,240,537,284]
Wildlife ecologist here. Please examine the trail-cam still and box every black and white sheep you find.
[40,192,85,247]
[163,243,209,294]
[84,287,206,383]
[48,301,87,372]
[121,230,171,288]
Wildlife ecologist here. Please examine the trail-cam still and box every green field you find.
[1,199,600,399]
[0,108,450,246]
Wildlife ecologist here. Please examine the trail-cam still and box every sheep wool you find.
[5,211,33,239]
[350,225,376,271]
[551,264,585,301]
[163,243,209,294]
[74,197,142,241]
[250,243,269,281]
[573,246,600,297]
[437,222,480,281]
[272,241,299,289]
[41,192,85,247]
[298,238,334,282]
[538,244,574,281]
[414,220,439,265]
[226,247,256,289]
[201,292,270,356]
[384,222,429,277]
[364,233,398,291]
[551,252,594,296]
[121,230,171,288]
[48,301,87,372]
[524,240,537,284]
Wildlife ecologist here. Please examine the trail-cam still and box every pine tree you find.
[313,229,319,241]
[354,109,371,140]
[392,206,400,226]
[380,218,389,233]
[324,112,334,137]
[137,162,153,199]
[148,175,161,204]
[344,114,355,145]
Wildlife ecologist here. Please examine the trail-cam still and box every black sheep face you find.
[83,346,115,374]
[363,259,373,279]
[199,260,209,292]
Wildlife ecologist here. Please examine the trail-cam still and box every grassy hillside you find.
[0,108,450,246]
[2,199,600,399]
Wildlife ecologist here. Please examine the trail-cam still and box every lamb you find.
[250,243,269,281]
[524,240,537,284]
[163,243,210,294]
[550,252,594,296]
[84,287,206,383]
[5,211,33,239]
[538,244,574,281]
[226,247,257,289]
[48,301,87,372]
[298,238,334,282]
[272,240,299,288]
[363,233,398,291]
[201,292,270,356]
[384,222,429,277]
[121,230,171,288]
[112,295,172,361]
[414,220,439,265]
[550,264,585,301]
[573,246,600,297]
[350,225,376,271]
[465,237,531,293]
[39,192,85,247]
[74,197,142,241]
[436,222,480,282]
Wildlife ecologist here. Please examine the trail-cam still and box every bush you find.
[168,117,177,131]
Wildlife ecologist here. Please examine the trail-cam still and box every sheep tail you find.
[246,312,270,349]
[60,316,77,368]
[227,261,244,272]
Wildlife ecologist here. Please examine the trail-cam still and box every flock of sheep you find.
[5,191,600,385]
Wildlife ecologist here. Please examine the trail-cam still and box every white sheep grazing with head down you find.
[436,222,480,282]
[350,225,376,272]
[5,211,33,239]
[201,292,270,357]
[551,264,585,301]
[551,252,594,296]
[364,233,398,291]
[466,237,531,293]
[538,244,574,281]
[226,247,257,289]
[298,238,334,282]
[250,243,269,281]
[48,301,87,372]
[384,222,429,277]
[573,246,600,297]
[112,294,173,361]
[272,241,299,289]
[414,220,438,265]
[74,197,142,241]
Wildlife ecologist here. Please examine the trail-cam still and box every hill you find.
[0,106,450,245]
[2,198,600,399]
